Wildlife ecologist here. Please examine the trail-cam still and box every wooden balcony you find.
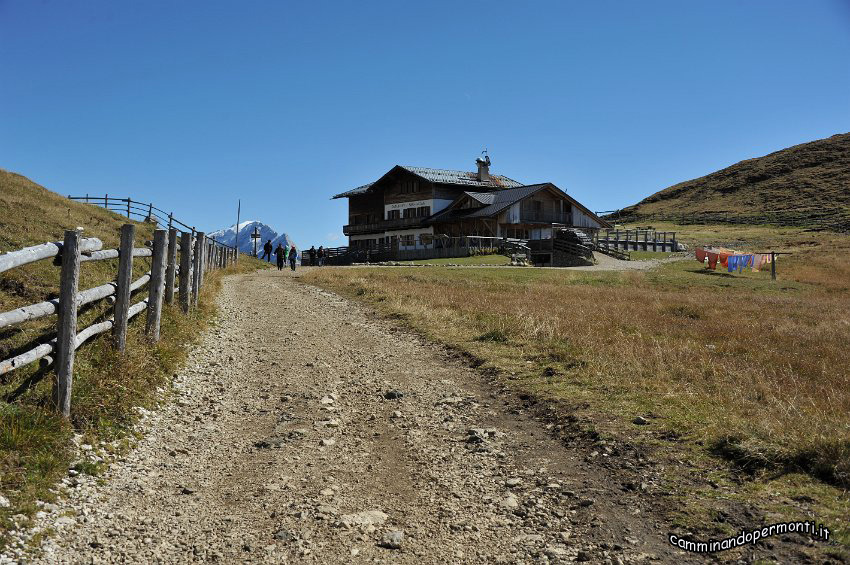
[343,217,425,236]
[517,212,570,224]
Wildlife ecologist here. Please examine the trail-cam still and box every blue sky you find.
[2,1,849,246]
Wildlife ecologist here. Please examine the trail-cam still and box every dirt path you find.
[22,268,696,564]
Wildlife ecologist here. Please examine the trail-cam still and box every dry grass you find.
[0,169,268,545]
[616,132,850,231]
[304,224,850,545]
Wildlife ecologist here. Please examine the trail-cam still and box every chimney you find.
[476,154,491,181]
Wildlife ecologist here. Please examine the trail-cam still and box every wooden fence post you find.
[55,230,82,418]
[113,224,135,352]
[179,231,192,313]
[146,229,168,341]
[126,198,131,219]
[192,232,204,306]
[770,251,776,280]
[165,228,178,305]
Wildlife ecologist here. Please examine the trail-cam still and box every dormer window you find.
[400,180,419,194]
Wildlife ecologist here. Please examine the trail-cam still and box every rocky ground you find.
[9,268,706,564]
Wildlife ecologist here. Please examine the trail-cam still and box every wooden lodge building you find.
[333,157,612,261]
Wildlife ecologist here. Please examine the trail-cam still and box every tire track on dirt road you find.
[26,268,695,564]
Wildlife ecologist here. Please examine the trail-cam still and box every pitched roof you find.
[331,165,523,199]
[428,184,550,222]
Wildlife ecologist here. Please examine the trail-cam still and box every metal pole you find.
[235,199,240,262]
[770,251,776,280]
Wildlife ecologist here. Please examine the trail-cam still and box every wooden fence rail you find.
[0,223,238,417]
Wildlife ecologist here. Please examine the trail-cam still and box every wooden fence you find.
[66,195,240,254]
[0,224,238,417]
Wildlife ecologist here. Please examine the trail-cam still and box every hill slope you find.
[615,133,850,230]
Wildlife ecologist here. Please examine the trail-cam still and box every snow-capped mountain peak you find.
[208,221,296,255]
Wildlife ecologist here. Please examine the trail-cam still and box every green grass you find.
[401,253,511,266]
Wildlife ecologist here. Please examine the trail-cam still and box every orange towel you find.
[695,248,707,264]
[719,253,730,268]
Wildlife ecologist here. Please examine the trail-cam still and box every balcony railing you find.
[517,212,570,224]
[343,216,425,236]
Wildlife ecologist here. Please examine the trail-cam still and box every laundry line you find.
[695,248,791,280]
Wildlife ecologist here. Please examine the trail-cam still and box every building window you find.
[387,209,400,220]
[400,180,419,194]
[402,208,415,219]
[401,234,415,247]
[417,206,430,217]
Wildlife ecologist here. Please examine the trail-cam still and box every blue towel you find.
[727,255,737,273]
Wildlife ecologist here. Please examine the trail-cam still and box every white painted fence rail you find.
[0,224,238,417]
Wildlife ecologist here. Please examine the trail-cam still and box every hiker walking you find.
[288,245,298,271]
[308,245,317,266]
[317,245,325,266]
[274,243,286,270]
[261,239,273,262]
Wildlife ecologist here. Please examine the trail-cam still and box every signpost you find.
[250,226,261,257]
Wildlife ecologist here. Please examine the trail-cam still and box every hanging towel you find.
[738,254,753,273]
[707,252,718,269]
[752,254,766,272]
[695,248,707,264]
[719,253,730,268]
[727,255,737,273]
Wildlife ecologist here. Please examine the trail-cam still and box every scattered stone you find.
[0,495,9,508]
[501,494,519,509]
[181,487,195,495]
[338,510,388,528]
[578,498,594,507]
[505,478,522,487]
[383,389,403,400]
[380,530,404,549]
[575,549,592,562]
[438,396,464,405]
[319,438,336,447]
[632,416,650,425]
[320,396,335,405]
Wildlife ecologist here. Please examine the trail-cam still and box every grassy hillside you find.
[615,133,850,231]
[0,169,264,549]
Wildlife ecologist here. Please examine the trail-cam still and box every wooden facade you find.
[335,163,611,252]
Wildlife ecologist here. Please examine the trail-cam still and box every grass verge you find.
[398,254,511,266]
[0,257,265,547]
[0,166,270,547]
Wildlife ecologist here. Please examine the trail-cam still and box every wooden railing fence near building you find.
[0,224,238,417]
[66,195,239,260]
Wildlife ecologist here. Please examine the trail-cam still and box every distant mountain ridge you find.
[614,133,850,231]
[208,221,296,256]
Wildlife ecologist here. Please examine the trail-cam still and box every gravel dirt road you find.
[22,268,697,564]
